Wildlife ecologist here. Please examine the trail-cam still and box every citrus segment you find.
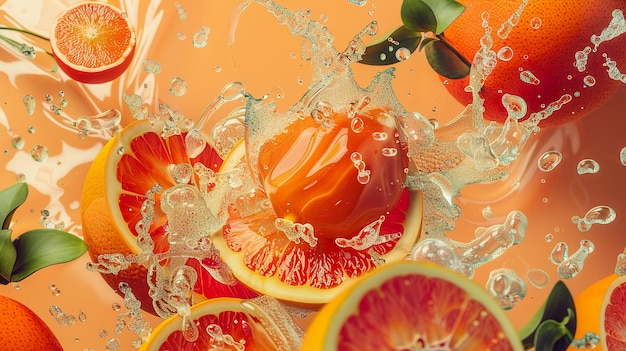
[81,119,257,316]
[601,275,626,350]
[301,261,523,351]
[139,297,292,351]
[0,295,63,351]
[50,1,136,84]
[212,108,423,304]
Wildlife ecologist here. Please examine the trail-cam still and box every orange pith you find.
[213,107,423,305]
[81,119,256,316]
[51,1,136,83]
[441,0,626,128]
[301,261,524,351]
[0,295,63,351]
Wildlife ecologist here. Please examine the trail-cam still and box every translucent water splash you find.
[537,151,562,172]
[409,238,474,278]
[550,240,594,279]
[486,268,527,310]
[571,205,616,232]
[69,109,122,136]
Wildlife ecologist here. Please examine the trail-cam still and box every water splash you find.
[486,268,527,310]
[550,240,594,279]
[571,205,616,232]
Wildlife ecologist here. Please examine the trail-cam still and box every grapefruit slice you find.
[601,275,626,350]
[81,118,257,316]
[301,261,524,351]
[211,107,423,305]
[138,297,300,351]
[50,1,136,84]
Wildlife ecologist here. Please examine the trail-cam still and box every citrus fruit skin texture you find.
[50,1,136,84]
[301,261,523,351]
[441,0,626,128]
[0,295,63,351]
[81,119,256,316]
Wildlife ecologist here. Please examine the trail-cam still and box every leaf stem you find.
[435,33,471,68]
[0,26,50,41]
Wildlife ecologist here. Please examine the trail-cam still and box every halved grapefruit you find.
[211,107,423,305]
[50,1,136,84]
[138,297,300,351]
[81,118,257,316]
[301,261,524,351]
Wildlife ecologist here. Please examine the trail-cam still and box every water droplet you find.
[349,0,367,6]
[372,131,388,141]
[381,147,397,157]
[15,173,26,182]
[615,249,626,276]
[176,32,186,40]
[105,337,120,351]
[529,17,542,29]
[10,134,25,150]
[169,77,187,96]
[192,26,210,48]
[174,1,187,20]
[497,46,514,61]
[142,58,161,74]
[49,305,63,318]
[49,283,61,296]
[351,117,365,133]
[550,242,568,264]
[527,269,549,288]
[170,163,194,184]
[486,268,527,310]
[22,95,35,115]
[620,146,626,166]
[583,75,596,87]
[185,129,207,158]
[576,158,600,174]
[395,47,411,61]
[45,93,53,102]
[213,65,222,73]
[379,53,386,61]
[111,303,121,312]
[572,205,616,232]
[78,311,87,322]
[99,329,109,338]
[482,206,494,220]
[557,240,594,279]
[520,70,540,85]
[544,233,553,242]
[571,332,601,350]
[501,93,527,119]
[537,151,562,172]
[31,144,49,162]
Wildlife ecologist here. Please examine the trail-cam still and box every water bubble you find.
[482,205,494,220]
[349,0,367,6]
[174,1,187,20]
[576,158,600,174]
[486,268,527,310]
[379,53,386,61]
[550,242,568,264]
[615,249,626,276]
[111,303,121,312]
[381,147,397,157]
[372,131,388,141]
[49,283,61,296]
[213,65,222,73]
[169,77,187,96]
[583,75,596,87]
[192,26,210,48]
[410,238,473,277]
[176,32,186,40]
[27,126,35,134]
[496,46,514,61]
[544,233,553,242]
[78,311,87,322]
[520,70,540,85]
[142,58,161,74]
[99,329,109,338]
[185,129,207,158]
[571,332,601,350]
[529,17,542,29]
[49,305,63,318]
[395,47,411,61]
[105,337,120,351]
[170,163,194,184]
[10,134,25,150]
[620,146,626,165]
[22,94,35,115]
[557,240,594,279]
[31,144,49,162]
[537,151,562,172]
[350,117,365,133]
[571,205,616,232]
[45,93,53,103]
[527,269,549,288]
[501,94,527,119]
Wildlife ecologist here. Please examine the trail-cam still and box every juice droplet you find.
[169,77,188,96]
[577,158,600,174]
[22,94,35,115]
[496,46,514,61]
[10,134,25,150]
[31,144,49,162]
[192,26,210,48]
[537,151,562,172]
[529,17,542,29]
[527,269,549,288]
[520,70,540,85]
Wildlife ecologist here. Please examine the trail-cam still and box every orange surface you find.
[0,0,625,350]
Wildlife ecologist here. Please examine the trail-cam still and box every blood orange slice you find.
[138,297,301,351]
[50,1,136,84]
[301,261,524,351]
[601,275,626,350]
[81,118,257,316]
[212,107,423,305]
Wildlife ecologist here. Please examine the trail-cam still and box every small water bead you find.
[49,305,63,318]
[169,77,187,96]
[529,17,542,29]
[31,144,49,162]
[142,58,161,74]
[105,337,120,351]
[379,53,386,61]
[496,46,514,61]
[45,94,53,103]
[544,233,553,242]
[571,205,616,232]
[14,173,25,182]
[615,250,626,276]
[192,26,210,48]
[395,47,411,61]
[620,146,626,165]
[350,117,365,133]
[501,93,527,119]
[557,240,594,279]
[410,238,473,278]
[570,332,601,350]
[26,126,35,134]
[349,0,367,5]
[527,269,549,289]
[59,98,68,108]
[170,163,194,184]
[537,151,562,172]
[583,75,596,87]
[174,1,187,20]
[10,134,25,149]
[213,65,222,73]
[99,329,109,338]
[520,70,540,85]
[49,283,61,296]
[550,242,568,264]
[577,158,600,174]
[78,311,87,322]
[486,268,527,310]
[176,32,186,40]
[22,94,35,115]
[381,147,397,157]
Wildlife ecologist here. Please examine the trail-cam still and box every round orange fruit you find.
[301,260,523,351]
[0,295,63,351]
[81,118,257,316]
[212,106,423,305]
[440,0,626,128]
[50,1,136,84]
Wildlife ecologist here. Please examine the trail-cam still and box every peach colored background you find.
[0,0,625,349]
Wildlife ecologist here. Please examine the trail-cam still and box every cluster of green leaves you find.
[359,0,470,79]
[0,182,88,284]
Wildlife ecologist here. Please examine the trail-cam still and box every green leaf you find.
[534,308,575,351]
[10,228,89,282]
[0,183,28,230]
[423,39,470,79]
[0,229,16,284]
[359,25,421,66]
[401,0,465,34]
[519,281,576,350]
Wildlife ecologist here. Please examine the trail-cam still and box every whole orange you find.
[440,0,626,128]
[0,295,63,351]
